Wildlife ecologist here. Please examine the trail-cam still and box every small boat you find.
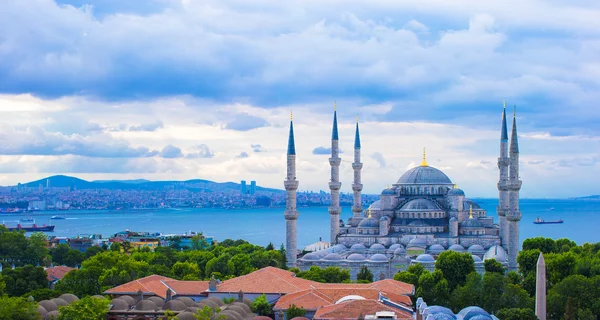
[20,217,35,222]
[533,217,563,224]
[50,215,66,220]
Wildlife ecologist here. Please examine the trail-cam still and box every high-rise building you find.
[250,181,256,195]
[241,180,247,195]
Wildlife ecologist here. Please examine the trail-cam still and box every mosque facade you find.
[284,105,522,279]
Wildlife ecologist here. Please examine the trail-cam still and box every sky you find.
[0,0,599,198]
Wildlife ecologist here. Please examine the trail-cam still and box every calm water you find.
[1,199,598,248]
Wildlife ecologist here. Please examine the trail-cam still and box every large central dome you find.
[397,165,453,185]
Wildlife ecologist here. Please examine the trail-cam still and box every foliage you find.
[435,251,475,291]
[357,266,373,283]
[285,304,306,319]
[0,274,5,295]
[0,296,39,320]
[22,288,61,301]
[222,297,236,304]
[57,296,110,320]
[265,243,275,251]
[484,259,505,274]
[55,267,101,297]
[522,237,558,253]
[194,305,220,320]
[0,227,48,266]
[171,261,201,280]
[394,264,424,287]
[295,266,350,283]
[496,308,537,320]
[1,265,48,297]
[251,294,273,316]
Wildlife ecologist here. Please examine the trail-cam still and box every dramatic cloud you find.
[225,113,269,131]
[185,144,215,159]
[159,145,183,159]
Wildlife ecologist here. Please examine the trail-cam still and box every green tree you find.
[265,243,275,251]
[517,249,541,278]
[321,267,350,283]
[522,237,557,253]
[0,274,5,295]
[84,246,105,259]
[450,272,482,312]
[285,304,306,319]
[481,272,506,313]
[496,308,537,320]
[251,294,273,316]
[25,232,49,266]
[230,254,253,276]
[357,266,373,283]
[191,234,210,250]
[22,288,61,301]
[51,244,71,265]
[498,284,533,310]
[435,251,475,291]
[171,261,201,280]
[484,259,506,274]
[109,242,121,252]
[55,268,102,297]
[57,296,110,320]
[63,249,85,267]
[0,227,28,265]
[0,296,39,320]
[1,265,48,297]
[194,305,221,320]
[205,254,234,278]
[394,264,424,287]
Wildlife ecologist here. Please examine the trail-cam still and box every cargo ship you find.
[533,217,563,224]
[1,222,55,232]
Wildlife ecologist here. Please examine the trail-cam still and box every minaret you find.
[536,253,547,320]
[329,105,342,244]
[497,102,510,248]
[506,106,522,270]
[284,112,299,267]
[351,116,363,224]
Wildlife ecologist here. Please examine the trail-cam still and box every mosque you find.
[283,104,522,279]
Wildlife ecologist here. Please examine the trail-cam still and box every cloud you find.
[371,152,387,168]
[313,147,331,155]
[251,144,265,152]
[159,144,183,158]
[128,121,164,132]
[185,144,215,159]
[237,152,249,158]
[224,113,269,131]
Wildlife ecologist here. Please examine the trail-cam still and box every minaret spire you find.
[507,105,522,271]
[284,115,299,267]
[329,106,342,244]
[497,103,510,248]
[350,115,363,226]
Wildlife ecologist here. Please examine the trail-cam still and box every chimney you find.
[209,275,217,292]
[166,288,172,301]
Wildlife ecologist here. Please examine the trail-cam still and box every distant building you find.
[250,180,256,195]
[46,266,76,289]
[241,180,247,195]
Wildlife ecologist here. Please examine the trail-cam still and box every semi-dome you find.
[381,188,396,195]
[397,166,453,185]
[461,219,484,228]
[448,244,465,252]
[323,253,344,261]
[407,237,427,248]
[369,200,382,210]
[301,253,319,261]
[394,247,407,256]
[447,188,465,196]
[368,253,389,262]
[415,254,435,263]
[350,243,367,250]
[472,255,482,262]
[370,243,386,251]
[358,217,379,228]
[463,199,481,209]
[468,244,485,254]
[401,199,441,211]
[388,243,403,251]
[484,245,507,262]
[346,253,366,261]
[428,244,445,254]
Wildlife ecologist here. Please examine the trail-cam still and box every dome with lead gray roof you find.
[397,166,453,185]
[347,253,366,261]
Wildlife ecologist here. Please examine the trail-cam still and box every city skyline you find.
[1,1,599,198]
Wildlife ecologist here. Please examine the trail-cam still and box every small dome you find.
[447,188,465,196]
[301,253,320,261]
[43,310,59,320]
[358,217,379,228]
[253,317,273,320]
[394,247,407,256]
[426,313,457,320]
[368,253,389,262]
[484,245,507,263]
[347,253,366,261]
[231,302,251,314]
[163,299,187,311]
[135,300,157,311]
[415,254,435,263]
[382,188,395,196]
[177,312,197,320]
[379,216,388,221]
[147,296,165,308]
[219,310,243,320]
[459,306,493,320]
[468,244,485,254]
[119,295,136,306]
[176,297,196,307]
[226,305,249,316]
[110,299,129,311]
[388,243,403,251]
[368,200,382,210]
[323,253,344,261]
[336,295,367,304]
[425,306,456,317]
[448,244,465,252]
[401,199,440,211]
[58,294,79,303]
[370,243,386,251]
[397,166,453,185]
[407,238,427,248]
[463,199,481,209]
[39,300,58,312]
[205,296,225,306]
[449,217,458,222]
[350,243,367,250]
[472,255,483,262]
[37,306,47,318]
[428,244,445,254]
[461,219,484,228]
[51,298,68,307]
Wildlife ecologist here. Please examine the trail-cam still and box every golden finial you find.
[453,184,458,189]
[334,101,336,111]
[469,204,473,219]
[356,114,359,123]
[386,184,390,189]
[420,147,428,167]
[290,110,293,120]
[503,99,506,109]
[368,208,372,218]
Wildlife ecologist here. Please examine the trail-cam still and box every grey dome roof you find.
[368,253,389,262]
[459,306,493,320]
[119,295,136,306]
[176,297,196,307]
[447,188,465,196]
[468,244,485,254]
[323,253,344,261]
[51,298,68,307]
[394,247,407,255]
[39,300,58,312]
[163,300,187,311]
[428,244,445,254]
[110,299,129,311]
[425,306,455,317]
[59,294,79,303]
[484,245,507,262]
[147,296,165,308]
[415,254,435,263]
[350,243,367,250]
[301,253,320,261]
[135,300,158,311]
[463,199,481,209]
[448,244,465,252]
[426,313,457,320]
[205,296,225,306]
[44,310,59,320]
[347,253,366,261]
[461,219,484,228]
[407,237,427,248]
[177,312,198,320]
[370,243,386,251]
[358,217,379,228]
[397,166,453,185]
[388,243,403,251]
[382,188,395,195]
[472,255,482,262]
[401,199,441,211]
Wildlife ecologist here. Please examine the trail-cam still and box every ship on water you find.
[534,217,564,224]
[1,221,55,232]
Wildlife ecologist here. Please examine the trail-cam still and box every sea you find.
[1,199,598,248]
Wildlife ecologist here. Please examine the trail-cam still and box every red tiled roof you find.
[164,280,209,295]
[274,288,411,310]
[216,266,315,294]
[104,275,210,299]
[46,266,76,282]
[313,279,413,295]
[313,299,413,320]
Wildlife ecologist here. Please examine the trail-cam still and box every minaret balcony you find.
[352,163,363,170]
[284,180,299,190]
[352,183,363,191]
[497,183,509,191]
[329,182,342,190]
[329,158,341,166]
[284,210,298,220]
[497,157,509,167]
[506,211,522,221]
[507,181,522,190]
